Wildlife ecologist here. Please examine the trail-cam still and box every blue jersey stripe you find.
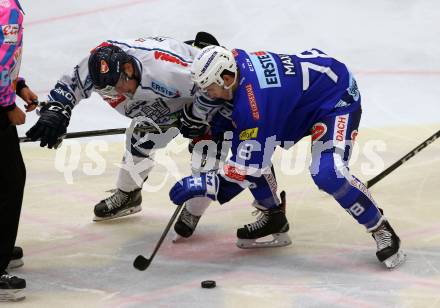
[107,40,193,64]
[9,7,19,23]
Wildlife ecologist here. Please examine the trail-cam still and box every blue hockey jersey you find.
[228,48,360,170]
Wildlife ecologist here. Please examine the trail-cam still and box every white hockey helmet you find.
[191,45,237,90]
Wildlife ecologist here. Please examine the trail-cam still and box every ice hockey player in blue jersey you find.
[169,45,406,269]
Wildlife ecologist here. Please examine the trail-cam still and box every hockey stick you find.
[133,203,184,271]
[20,128,128,143]
[19,125,176,143]
[366,129,440,188]
[19,100,177,143]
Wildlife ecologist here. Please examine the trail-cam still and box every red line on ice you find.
[24,0,153,26]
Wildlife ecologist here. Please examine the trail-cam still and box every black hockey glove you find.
[179,104,209,139]
[184,31,220,48]
[26,101,71,149]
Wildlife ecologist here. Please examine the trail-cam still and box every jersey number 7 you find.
[297,49,339,91]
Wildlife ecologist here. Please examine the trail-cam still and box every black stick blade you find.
[133,255,150,271]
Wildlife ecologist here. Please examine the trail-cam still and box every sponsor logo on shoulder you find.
[278,54,295,76]
[239,127,259,140]
[248,51,281,88]
[2,24,19,44]
[154,51,188,67]
[151,80,181,98]
[348,75,360,101]
[245,83,260,120]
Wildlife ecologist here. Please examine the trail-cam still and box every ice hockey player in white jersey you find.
[25,35,224,232]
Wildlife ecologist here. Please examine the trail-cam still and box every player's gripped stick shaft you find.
[18,125,174,143]
[19,100,176,143]
[133,203,184,271]
[366,129,440,188]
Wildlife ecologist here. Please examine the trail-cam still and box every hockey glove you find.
[169,171,219,205]
[187,133,213,154]
[26,101,71,148]
[179,104,209,139]
[210,111,235,142]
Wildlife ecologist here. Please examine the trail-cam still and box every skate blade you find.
[0,289,25,302]
[236,232,292,249]
[7,259,24,269]
[383,250,406,269]
[93,206,142,222]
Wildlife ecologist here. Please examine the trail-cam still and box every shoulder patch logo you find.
[2,24,19,44]
[239,127,259,140]
[154,51,188,67]
[248,51,281,88]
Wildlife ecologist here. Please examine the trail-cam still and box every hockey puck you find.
[201,280,216,289]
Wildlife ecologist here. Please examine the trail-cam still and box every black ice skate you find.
[172,205,201,242]
[236,207,291,249]
[370,218,406,269]
[7,247,23,269]
[0,273,26,302]
[93,188,142,221]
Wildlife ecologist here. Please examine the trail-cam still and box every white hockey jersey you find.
[48,36,223,128]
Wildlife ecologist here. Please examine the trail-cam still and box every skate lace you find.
[373,229,392,250]
[0,274,14,280]
[105,190,129,210]
[181,208,199,228]
[246,210,269,232]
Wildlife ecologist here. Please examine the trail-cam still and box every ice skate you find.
[7,247,23,269]
[370,218,406,269]
[236,207,291,249]
[93,188,142,221]
[172,205,201,243]
[0,273,26,302]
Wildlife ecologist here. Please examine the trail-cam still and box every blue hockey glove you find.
[210,110,235,142]
[26,101,71,149]
[169,171,219,205]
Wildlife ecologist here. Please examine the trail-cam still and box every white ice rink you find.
[10,0,440,307]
